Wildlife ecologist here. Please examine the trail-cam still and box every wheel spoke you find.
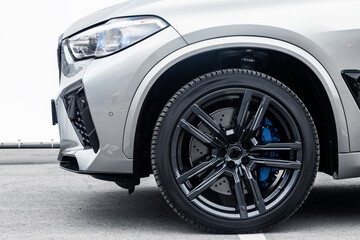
[242,166,266,214]
[236,90,252,132]
[190,104,227,141]
[251,141,302,151]
[249,156,301,170]
[233,167,248,218]
[187,165,226,200]
[178,119,223,148]
[248,96,271,132]
[177,157,222,184]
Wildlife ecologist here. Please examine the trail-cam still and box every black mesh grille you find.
[63,85,99,152]
[72,108,92,147]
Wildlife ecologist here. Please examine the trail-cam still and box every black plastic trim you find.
[342,70,360,109]
[57,34,63,81]
[51,99,58,125]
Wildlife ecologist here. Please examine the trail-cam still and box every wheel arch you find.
[124,36,348,178]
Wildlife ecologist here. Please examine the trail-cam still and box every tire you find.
[151,69,319,233]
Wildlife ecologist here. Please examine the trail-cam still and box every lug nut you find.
[227,161,235,169]
[219,148,227,157]
[242,142,249,149]
[242,157,249,164]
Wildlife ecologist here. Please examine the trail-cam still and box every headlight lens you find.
[67,16,168,60]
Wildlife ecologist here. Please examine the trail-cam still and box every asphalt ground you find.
[1,149,360,239]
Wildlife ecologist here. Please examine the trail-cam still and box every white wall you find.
[0,0,125,142]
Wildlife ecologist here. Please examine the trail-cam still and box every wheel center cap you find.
[228,146,243,160]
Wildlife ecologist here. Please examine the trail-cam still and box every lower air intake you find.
[60,155,79,171]
[63,85,100,153]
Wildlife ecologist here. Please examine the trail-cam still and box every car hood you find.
[63,0,359,44]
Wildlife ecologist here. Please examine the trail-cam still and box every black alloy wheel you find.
[152,69,319,233]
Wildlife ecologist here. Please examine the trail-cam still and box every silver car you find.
[52,0,360,233]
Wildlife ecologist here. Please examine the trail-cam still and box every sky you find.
[0,0,126,142]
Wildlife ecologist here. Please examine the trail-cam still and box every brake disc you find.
[189,107,237,196]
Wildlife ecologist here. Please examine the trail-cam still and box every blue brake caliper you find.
[258,118,279,189]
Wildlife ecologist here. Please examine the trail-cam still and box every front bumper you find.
[53,26,187,174]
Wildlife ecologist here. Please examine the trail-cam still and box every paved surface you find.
[0,149,58,164]
[1,150,360,239]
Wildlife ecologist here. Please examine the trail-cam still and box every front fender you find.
[123,36,349,159]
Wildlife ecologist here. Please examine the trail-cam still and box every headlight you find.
[67,16,168,60]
